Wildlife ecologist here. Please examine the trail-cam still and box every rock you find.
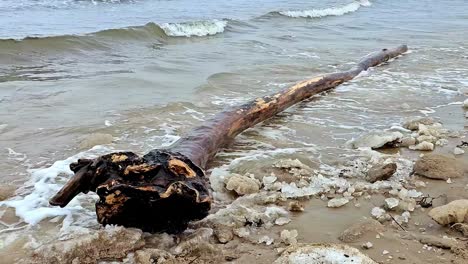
[172,228,214,256]
[327,197,349,208]
[384,198,399,210]
[215,228,234,244]
[366,163,397,183]
[414,154,464,180]
[350,131,403,149]
[30,226,144,264]
[398,199,416,212]
[403,117,435,131]
[258,236,274,245]
[463,99,468,108]
[428,200,468,225]
[362,242,373,249]
[225,174,261,195]
[409,141,434,151]
[454,147,465,155]
[416,135,437,144]
[371,207,389,222]
[275,217,291,226]
[79,133,114,149]
[339,219,385,242]
[288,201,304,212]
[451,223,468,237]
[400,137,416,147]
[274,243,377,264]
[280,229,298,246]
[134,248,175,264]
[416,234,457,249]
[0,185,16,201]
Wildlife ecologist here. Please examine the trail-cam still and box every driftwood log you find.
[50,45,408,233]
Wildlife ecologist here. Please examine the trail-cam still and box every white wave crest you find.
[279,0,371,18]
[160,20,228,37]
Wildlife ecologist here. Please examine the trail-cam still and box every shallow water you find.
[0,0,467,261]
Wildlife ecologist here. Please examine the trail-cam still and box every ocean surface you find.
[0,0,467,261]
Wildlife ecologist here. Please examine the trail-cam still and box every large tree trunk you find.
[50,45,408,233]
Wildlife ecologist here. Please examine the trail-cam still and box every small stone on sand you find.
[327,197,349,208]
[366,163,397,183]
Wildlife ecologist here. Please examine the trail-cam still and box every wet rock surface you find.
[365,163,397,183]
[429,200,468,225]
[413,154,464,180]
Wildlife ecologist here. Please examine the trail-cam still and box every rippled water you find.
[0,0,467,261]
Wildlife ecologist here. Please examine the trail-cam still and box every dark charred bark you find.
[50,45,408,233]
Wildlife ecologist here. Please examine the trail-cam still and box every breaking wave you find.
[0,19,229,51]
[160,19,228,37]
[276,0,371,18]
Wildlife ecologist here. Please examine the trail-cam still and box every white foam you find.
[0,145,113,229]
[279,0,371,18]
[160,20,227,37]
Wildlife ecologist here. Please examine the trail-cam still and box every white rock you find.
[447,178,452,184]
[259,236,274,245]
[349,131,403,149]
[463,99,468,108]
[399,199,416,212]
[454,147,465,155]
[362,242,373,249]
[275,217,291,226]
[409,141,434,151]
[327,198,350,208]
[225,174,261,195]
[371,207,386,220]
[384,198,399,210]
[382,250,389,255]
[280,229,298,246]
[414,180,426,188]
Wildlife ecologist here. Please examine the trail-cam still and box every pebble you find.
[409,141,434,151]
[446,178,452,184]
[384,198,399,210]
[362,242,373,249]
[280,229,298,246]
[382,250,389,255]
[453,147,465,155]
[327,197,349,208]
[288,201,304,212]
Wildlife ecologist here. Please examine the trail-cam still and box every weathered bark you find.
[50,45,408,233]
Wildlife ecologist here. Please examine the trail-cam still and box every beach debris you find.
[338,219,385,242]
[413,154,464,180]
[274,243,377,264]
[366,163,397,183]
[384,198,399,210]
[327,197,349,208]
[30,226,145,264]
[349,131,403,149]
[225,174,261,195]
[280,229,298,246]
[48,45,409,233]
[409,141,434,151]
[453,147,465,155]
[428,200,468,225]
[362,242,373,249]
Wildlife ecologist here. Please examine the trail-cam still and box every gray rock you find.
[366,163,397,183]
[414,154,464,180]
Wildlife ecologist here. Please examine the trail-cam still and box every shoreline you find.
[1,95,465,264]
